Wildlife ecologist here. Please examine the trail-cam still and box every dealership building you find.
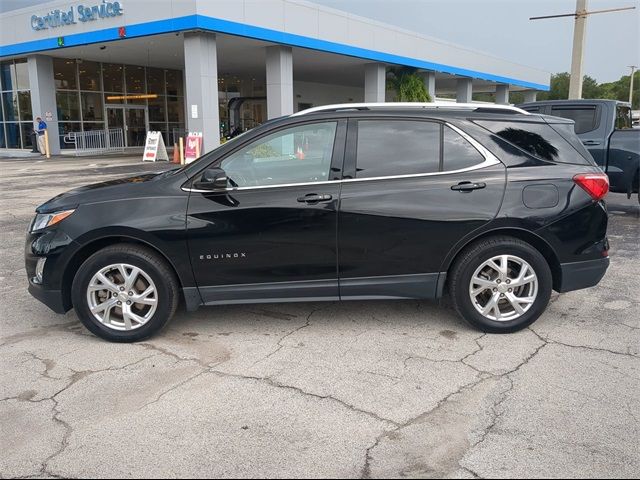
[0,0,550,155]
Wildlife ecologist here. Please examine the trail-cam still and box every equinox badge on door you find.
[199,253,247,261]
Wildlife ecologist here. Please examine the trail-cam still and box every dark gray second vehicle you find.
[26,103,610,342]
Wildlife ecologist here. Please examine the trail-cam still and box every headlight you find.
[30,209,75,232]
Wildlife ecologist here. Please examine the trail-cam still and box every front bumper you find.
[28,279,67,313]
[558,257,610,293]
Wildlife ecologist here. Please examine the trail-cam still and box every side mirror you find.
[193,167,228,191]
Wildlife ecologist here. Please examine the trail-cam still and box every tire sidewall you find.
[455,242,552,333]
[72,248,175,342]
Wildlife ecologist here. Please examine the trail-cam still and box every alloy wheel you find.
[86,263,158,331]
[469,254,538,322]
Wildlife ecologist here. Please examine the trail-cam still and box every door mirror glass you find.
[193,167,228,191]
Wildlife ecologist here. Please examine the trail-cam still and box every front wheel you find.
[71,244,179,342]
[449,236,552,333]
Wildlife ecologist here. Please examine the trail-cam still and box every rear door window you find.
[443,126,485,170]
[549,106,597,134]
[474,120,594,165]
[355,120,440,178]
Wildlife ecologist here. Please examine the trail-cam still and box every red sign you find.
[184,132,203,164]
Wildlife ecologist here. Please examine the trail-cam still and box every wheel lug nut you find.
[508,288,513,292]
[117,301,122,305]
[506,280,511,284]
[500,294,505,297]
[120,287,125,291]
[128,291,133,296]
[496,279,501,284]
[126,301,132,305]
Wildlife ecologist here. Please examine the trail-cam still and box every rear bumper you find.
[558,257,610,293]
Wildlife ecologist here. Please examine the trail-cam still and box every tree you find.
[387,67,432,102]
[537,71,640,109]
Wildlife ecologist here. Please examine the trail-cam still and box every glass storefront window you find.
[1,61,15,91]
[2,92,18,121]
[146,67,164,96]
[148,96,166,122]
[0,127,5,148]
[18,91,32,121]
[58,122,81,148]
[79,60,101,91]
[15,59,30,90]
[82,122,105,131]
[125,65,145,94]
[53,58,78,90]
[165,70,183,96]
[103,63,124,92]
[81,92,103,121]
[5,122,20,148]
[20,122,35,148]
[56,91,80,121]
[167,97,183,123]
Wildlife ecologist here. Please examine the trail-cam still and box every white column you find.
[419,71,436,101]
[364,63,386,102]
[184,32,220,153]
[28,55,60,154]
[495,84,510,104]
[266,45,293,119]
[456,77,473,103]
[524,91,538,103]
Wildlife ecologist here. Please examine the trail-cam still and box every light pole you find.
[530,2,636,100]
[629,65,637,106]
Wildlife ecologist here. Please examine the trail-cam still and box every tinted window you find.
[475,120,593,165]
[550,107,597,134]
[615,105,632,129]
[443,126,484,170]
[221,122,337,187]
[521,106,541,113]
[356,120,440,178]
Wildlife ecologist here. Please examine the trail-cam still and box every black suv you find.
[26,103,610,342]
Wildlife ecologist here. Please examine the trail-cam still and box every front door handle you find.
[297,193,333,203]
[582,140,601,146]
[451,182,486,192]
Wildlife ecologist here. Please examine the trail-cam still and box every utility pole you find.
[569,0,588,99]
[629,65,637,106]
[530,1,636,99]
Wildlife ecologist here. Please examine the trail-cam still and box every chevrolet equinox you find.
[26,103,610,342]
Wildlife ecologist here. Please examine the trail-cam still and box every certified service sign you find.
[31,1,124,31]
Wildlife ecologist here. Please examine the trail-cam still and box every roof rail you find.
[291,102,530,116]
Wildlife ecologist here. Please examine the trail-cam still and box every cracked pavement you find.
[1,156,638,478]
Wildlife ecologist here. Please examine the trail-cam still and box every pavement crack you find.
[209,369,398,427]
[250,306,326,367]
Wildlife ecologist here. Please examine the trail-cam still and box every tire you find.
[449,236,552,333]
[71,243,179,342]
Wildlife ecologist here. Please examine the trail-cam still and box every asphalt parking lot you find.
[1,156,638,478]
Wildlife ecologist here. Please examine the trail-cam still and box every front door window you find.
[220,122,338,188]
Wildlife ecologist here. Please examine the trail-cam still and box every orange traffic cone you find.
[172,143,180,164]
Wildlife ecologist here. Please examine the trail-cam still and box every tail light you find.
[573,173,609,201]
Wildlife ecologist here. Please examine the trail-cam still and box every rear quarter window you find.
[474,120,595,166]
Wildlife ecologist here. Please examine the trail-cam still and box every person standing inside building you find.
[35,116,47,155]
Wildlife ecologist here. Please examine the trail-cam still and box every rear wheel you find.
[71,244,179,342]
[449,236,552,333]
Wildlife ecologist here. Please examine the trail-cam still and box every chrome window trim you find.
[182,122,501,193]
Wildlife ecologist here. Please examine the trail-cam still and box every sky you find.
[2,0,638,83]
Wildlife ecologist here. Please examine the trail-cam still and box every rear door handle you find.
[297,193,333,203]
[451,182,486,192]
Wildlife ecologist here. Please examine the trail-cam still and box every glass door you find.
[106,106,148,147]
[125,107,147,147]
